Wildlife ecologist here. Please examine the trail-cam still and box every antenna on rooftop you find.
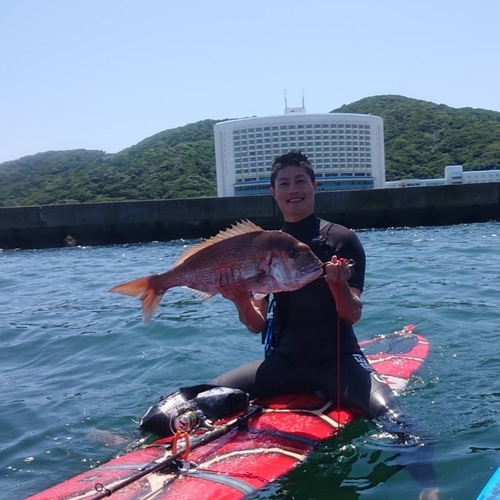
[284,90,307,115]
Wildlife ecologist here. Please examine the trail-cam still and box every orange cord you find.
[172,431,190,459]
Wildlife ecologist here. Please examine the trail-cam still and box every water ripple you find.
[1,222,500,499]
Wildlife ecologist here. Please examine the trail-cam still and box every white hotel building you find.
[214,108,386,197]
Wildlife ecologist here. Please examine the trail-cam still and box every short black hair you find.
[270,150,315,188]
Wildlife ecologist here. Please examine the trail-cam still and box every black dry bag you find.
[139,384,249,438]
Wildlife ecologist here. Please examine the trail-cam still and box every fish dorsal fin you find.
[173,219,263,266]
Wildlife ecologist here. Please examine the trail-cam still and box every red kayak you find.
[27,325,429,500]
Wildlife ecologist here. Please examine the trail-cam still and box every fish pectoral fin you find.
[184,287,216,301]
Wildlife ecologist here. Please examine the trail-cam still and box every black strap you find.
[261,297,276,356]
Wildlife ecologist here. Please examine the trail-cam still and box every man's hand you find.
[215,267,267,333]
[324,256,352,286]
[324,256,362,324]
[215,267,250,304]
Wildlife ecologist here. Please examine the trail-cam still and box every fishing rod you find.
[91,404,263,499]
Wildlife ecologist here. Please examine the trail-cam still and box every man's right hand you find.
[215,268,251,304]
[215,268,267,334]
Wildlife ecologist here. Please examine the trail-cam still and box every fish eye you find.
[288,249,299,258]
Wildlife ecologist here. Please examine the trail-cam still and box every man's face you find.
[270,165,317,222]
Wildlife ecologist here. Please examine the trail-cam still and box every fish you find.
[109,219,323,323]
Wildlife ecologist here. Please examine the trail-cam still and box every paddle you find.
[91,404,263,499]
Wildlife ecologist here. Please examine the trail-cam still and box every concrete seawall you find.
[1,183,499,250]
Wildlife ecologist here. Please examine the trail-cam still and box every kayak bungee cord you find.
[91,405,263,499]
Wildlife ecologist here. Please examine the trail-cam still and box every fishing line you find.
[323,258,352,425]
[337,313,341,425]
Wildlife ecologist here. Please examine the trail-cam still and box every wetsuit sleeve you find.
[326,225,366,293]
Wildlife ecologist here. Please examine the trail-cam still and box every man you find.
[210,151,438,499]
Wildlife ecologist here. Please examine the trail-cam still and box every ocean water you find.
[1,221,500,500]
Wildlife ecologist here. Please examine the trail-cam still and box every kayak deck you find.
[27,326,429,500]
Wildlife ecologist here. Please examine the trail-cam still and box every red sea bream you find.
[110,220,323,323]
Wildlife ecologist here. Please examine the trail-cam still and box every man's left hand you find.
[324,256,351,285]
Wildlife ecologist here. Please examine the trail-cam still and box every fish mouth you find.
[301,261,324,276]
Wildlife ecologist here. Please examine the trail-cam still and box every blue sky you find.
[1,0,499,164]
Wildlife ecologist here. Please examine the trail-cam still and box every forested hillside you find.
[0,120,218,207]
[335,95,500,180]
[1,96,499,207]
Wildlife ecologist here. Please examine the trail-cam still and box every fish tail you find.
[109,275,166,324]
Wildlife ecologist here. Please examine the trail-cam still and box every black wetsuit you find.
[209,214,437,489]
[210,214,436,488]
[210,213,401,419]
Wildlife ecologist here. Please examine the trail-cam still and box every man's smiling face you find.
[270,165,317,222]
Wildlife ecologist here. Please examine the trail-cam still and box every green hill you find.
[335,95,500,180]
[0,120,219,207]
[1,96,499,207]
